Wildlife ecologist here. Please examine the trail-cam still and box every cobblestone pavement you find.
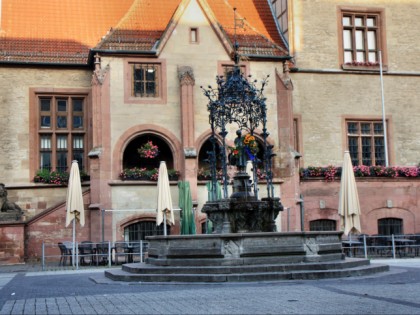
[0,259,419,314]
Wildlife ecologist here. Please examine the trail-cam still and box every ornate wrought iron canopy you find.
[201,43,275,200]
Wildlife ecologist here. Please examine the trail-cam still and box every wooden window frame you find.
[124,58,167,104]
[345,119,390,166]
[338,6,387,71]
[29,88,91,180]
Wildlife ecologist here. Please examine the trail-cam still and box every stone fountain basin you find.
[145,231,344,266]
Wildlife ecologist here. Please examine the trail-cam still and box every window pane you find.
[355,30,364,49]
[134,81,144,95]
[57,116,67,128]
[342,16,351,26]
[57,100,67,112]
[57,136,67,149]
[146,82,156,96]
[367,17,376,27]
[348,122,358,134]
[73,152,83,170]
[40,116,51,128]
[134,68,144,81]
[362,137,372,165]
[343,30,352,49]
[368,52,377,63]
[40,152,51,170]
[355,17,363,26]
[73,116,83,129]
[367,31,376,50]
[73,136,84,149]
[145,68,156,81]
[348,136,359,165]
[40,136,51,149]
[361,123,371,134]
[344,51,353,63]
[40,99,51,111]
[356,51,365,62]
[73,99,83,112]
[374,137,385,165]
[374,123,384,135]
[56,152,67,172]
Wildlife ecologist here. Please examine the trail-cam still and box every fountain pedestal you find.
[202,172,283,234]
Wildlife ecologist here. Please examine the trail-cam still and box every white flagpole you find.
[379,51,389,166]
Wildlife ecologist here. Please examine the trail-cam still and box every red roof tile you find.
[0,0,134,64]
[206,0,288,56]
[0,0,288,65]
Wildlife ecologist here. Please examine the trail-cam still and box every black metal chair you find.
[78,241,94,266]
[96,242,110,265]
[112,242,129,265]
[58,242,71,266]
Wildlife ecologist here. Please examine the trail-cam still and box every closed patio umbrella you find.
[65,160,85,267]
[179,181,196,235]
[338,151,362,236]
[156,161,174,236]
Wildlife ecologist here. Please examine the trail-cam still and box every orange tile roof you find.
[95,0,180,51]
[0,0,134,64]
[0,0,288,65]
[206,0,288,56]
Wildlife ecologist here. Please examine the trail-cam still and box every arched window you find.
[123,134,174,170]
[310,219,337,231]
[378,218,403,235]
[124,221,171,241]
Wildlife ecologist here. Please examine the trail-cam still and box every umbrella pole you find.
[72,218,76,267]
[163,212,167,236]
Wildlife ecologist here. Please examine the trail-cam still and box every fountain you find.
[105,34,388,283]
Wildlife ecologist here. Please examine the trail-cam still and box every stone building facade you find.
[0,0,419,263]
[273,0,420,234]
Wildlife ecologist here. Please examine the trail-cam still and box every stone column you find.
[276,61,302,232]
[178,66,198,201]
[90,54,112,242]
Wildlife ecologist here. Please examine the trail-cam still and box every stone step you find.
[121,258,371,275]
[104,262,389,283]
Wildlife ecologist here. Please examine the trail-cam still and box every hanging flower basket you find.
[138,141,159,159]
[229,134,259,163]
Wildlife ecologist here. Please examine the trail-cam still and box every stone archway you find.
[122,134,174,170]
[112,124,182,180]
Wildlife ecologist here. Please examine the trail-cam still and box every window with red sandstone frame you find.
[38,96,87,172]
[339,8,387,70]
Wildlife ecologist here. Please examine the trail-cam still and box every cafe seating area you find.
[342,234,420,259]
[42,240,149,270]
